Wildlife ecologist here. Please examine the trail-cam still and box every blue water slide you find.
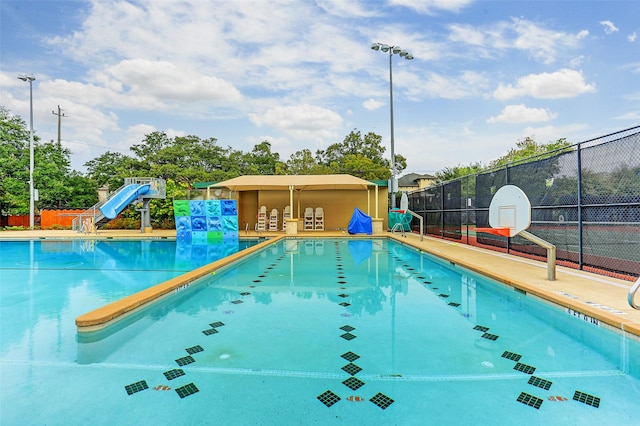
[100,184,150,219]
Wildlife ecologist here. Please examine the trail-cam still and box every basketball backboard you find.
[488,185,531,237]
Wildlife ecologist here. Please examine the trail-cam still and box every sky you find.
[1,0,639,175]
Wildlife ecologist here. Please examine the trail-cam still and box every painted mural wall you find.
[173,200,238,244]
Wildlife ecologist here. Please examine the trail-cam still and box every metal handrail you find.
[391,222,405,237]
[71,182,128,231]
[628,277,640,309]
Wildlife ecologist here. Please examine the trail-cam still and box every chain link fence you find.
[407,126,640,280]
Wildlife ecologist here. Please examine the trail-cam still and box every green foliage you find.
[435,162,485,183]
[488,137,572,168]
[315,129,394,179]
[0,107,31,214]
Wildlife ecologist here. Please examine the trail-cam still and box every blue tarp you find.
[348,208,372,235]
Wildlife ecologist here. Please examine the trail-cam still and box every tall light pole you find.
[371,43,413,209]
[18,74,36,228]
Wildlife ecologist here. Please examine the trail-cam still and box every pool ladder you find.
[391,223,406,237]
[390,209,424,241]
[628,276,640,310]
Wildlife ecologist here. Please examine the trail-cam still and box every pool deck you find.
[2,228,639,338]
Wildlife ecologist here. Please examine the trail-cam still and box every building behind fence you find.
[407,126,640,280]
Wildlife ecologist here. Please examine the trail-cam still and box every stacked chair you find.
[314,207,324,230]
[256,206,267,232]
[304,207,314,230]
[282,206,291,230]
[269,208,279,231]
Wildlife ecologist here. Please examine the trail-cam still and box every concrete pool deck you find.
[2,228,638,338]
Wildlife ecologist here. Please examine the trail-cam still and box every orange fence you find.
[6,215,35,227]
[40,209,84,228]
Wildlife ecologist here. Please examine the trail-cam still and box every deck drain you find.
[528,376,552,390]
[252,279,261,283]
[448,302,460,307]
[513,362,536,374]
[473,325,489,332]
[370,392,394,410]
[337,275,346,279]
[185,345,204,354]
[163,369,185,381]
[340,325,355,332]
[341,351,360,362]
[339,302,351,307]
[340,332,357,341]
[516,392,543,409]
[438,294,449,298]
[231,300,243,304]
[317,390,341,407]
[501,351,522,362]
[338,294,349,298]
[175,383,199,399]
[423,281,432,284]
[125,380,148,395]
[573,390,600,408]
[240,292,251,296]
[337,281,347,284]
[202,328,218,335]
[342,376,365,390]
[209,321,225,328]
[175,355,196,366]
[341,363,362,375]
[481,332,499,341]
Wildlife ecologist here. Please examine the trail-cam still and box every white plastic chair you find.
[256,206,267,232]
[269,208,279,231]
[304,207,314,230]
[314,207,324,231]
[282,205,291,230]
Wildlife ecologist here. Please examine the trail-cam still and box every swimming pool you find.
[1,238,638,425]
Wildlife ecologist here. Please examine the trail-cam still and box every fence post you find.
[577,142,584,270]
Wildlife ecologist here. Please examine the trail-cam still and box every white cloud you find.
[614,111,640,120]
[248,104,343,142]
[599,20,619,34]
[105,59,243,104]
[447,18,588,64]
[487,104,558,124]
[390,0,474,14]
[363,98,385,110]
[629,32,637,42]
[493,69,596,100]
[315,0,378,17]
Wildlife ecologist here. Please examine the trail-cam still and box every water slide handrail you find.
[629,277,640,310]
[72,182,128,231]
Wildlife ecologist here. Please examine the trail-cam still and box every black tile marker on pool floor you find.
[125,380,148,395]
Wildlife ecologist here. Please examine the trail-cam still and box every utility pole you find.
[52,105,66,149]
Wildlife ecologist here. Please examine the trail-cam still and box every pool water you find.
[1,238,638,425]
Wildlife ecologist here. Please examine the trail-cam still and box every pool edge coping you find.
[75,235,286,331]
[389,234,640,339]
[74,233,640,339]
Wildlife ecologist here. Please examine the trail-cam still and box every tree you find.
[315,129,394,180]
[84,151,135,190]
[34,141,73,209]
[0,107,33,214]
[245,141,281,175]
[285,149,318,175]
[488,137,572,168]
[435,162,485,183]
